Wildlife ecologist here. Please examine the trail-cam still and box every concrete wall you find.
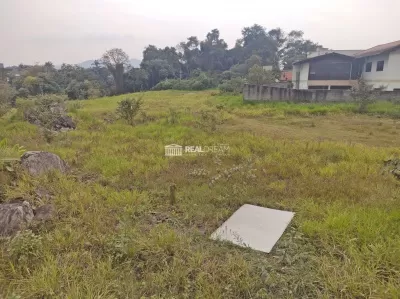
[292,63,309,89]
[243,84,400,103]
[299,62,309,89]
[361,49,400,91]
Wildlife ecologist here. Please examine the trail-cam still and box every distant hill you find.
[77,58,141,69]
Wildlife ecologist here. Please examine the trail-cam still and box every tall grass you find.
[0,90,399,298]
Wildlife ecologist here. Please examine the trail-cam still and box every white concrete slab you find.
[211,204,294,253]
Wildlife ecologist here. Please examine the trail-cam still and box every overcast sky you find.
[1,0,399,66]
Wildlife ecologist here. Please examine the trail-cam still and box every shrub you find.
[17,87,30,98]
[351,78,374,113]
[116,97,143,125]
[0,138,25,171]
[152,73,215,91]
[8,230,43,264]
[68,101,84,113]
[196,109,222,132]
[167,108,180,124]
[66,80,102,100]
[0,83,17,116]
[219,77,246,94]
[247,65,275,85]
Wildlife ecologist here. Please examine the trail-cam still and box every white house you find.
[355,40,400,91]
[292,40,400,91]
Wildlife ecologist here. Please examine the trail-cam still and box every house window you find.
[376,61,384,71]
[365,62,372,72]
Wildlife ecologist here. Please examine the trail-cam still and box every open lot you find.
[1,90,400,298]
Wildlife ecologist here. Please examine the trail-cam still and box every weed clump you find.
[116,97,143,126]
[7,230,43,264]
[196,109,225,132]
[0,83,17,116]
[351,78,374,113]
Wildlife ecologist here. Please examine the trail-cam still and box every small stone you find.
[33,204,55,221]
[35,187,54,200]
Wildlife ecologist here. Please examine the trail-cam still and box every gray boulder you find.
[21,151,67,176]
[384,159,400,179]
[0,201,34,236]
[33,204,55,221]
[53,115,76,131]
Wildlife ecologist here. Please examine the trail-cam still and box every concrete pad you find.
[211,204,294,253]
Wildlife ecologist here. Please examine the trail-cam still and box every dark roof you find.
[354,40,400,58]
[293,52,354,65]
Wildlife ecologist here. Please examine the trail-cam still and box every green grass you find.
[0,90,400,298]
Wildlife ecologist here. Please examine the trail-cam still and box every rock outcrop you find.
[0,201,34,236]
[384,159,400,179]
[21,151,67,176]
[33,204,55,222]
[24,101,76,131]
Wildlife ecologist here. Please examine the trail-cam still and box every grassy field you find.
[1,90,400,298]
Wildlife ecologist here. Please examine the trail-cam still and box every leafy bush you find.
[66,80,102,100]
[116,97,143,125]
[219,77,246,94]
[0,83,17,116]
[351,78,374,113]
[17,87,30,98]
[68,101,84,113]
[195,109,224,132]
[167,108,180,124]
[0,138,25,171]
[152,73,215,91]
[247,65,275,85]
[8,230,43,264]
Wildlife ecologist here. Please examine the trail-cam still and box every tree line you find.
[2,24,320,99]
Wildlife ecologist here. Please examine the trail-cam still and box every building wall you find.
[362,50,400,90]
[243,84,400,103]
[292,60,356,90]
[292,63,309,89]
[308,56,353,80]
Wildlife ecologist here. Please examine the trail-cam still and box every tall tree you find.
[141,59,175,88]
[278,30,320,70]
[235,24,278,65]
[142,45,181,77]
[178,36,201,76]
[124,68,149,92]
[44,61,55,74]
[199,29,228,71]
[101,48,129,94]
